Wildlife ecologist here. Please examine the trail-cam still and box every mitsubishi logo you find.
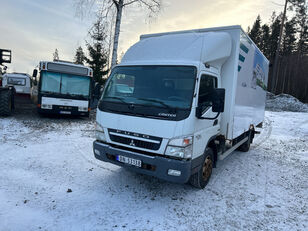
[129,139,135,146]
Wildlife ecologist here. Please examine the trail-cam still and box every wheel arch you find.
[205,135,218,167]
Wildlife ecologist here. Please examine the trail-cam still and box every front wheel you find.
[190,148,214,189]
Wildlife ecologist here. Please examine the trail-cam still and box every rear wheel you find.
[238,130,253,152]
[0,89,13,116]
[190,148,214,189]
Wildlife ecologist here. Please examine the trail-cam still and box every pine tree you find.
[249,15,262,47]
[260,24,271,58]
[74,46,86,65]
[247,7,308,102]
[291,0,308,55]
[268,14,282,61]
[53,48,59,61]
[282,18,297,55]
[86,18,109,85]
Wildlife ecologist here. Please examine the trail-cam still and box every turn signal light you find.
[183,138,191,145]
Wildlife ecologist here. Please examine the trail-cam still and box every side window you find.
[198,74,217,105]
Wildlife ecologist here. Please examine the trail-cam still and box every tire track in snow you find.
[251,116,272,149]
[208,116,273,201]
[72,140,117,173]
[245,116,272,220]
[294,120,308,135]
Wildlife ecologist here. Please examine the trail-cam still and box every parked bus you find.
[32,61,93,116]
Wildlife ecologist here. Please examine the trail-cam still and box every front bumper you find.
[93,141,192,183]
[38,106,89,117]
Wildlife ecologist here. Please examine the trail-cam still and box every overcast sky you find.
[0,0,285,73]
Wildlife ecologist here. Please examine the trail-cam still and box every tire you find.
[190,148,214,189]
[0,89,13,116]
[238,130,253,152]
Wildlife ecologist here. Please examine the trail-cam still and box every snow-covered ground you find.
[0,111,307,231]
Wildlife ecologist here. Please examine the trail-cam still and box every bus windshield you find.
[40,71,90,97]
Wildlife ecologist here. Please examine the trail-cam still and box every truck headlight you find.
[95,123,106,142]
[165,136,193,159]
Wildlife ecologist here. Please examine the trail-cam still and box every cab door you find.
[193,72,221,157]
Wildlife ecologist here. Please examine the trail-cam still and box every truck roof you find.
[140,25,242,39]
[139,25,268,63]
[121,28,233,67]
[120,25,268,66]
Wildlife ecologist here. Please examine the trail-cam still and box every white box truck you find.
[93,25,269,188]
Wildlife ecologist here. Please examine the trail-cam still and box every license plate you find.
[60,111,71,114]
[117,155,142,168]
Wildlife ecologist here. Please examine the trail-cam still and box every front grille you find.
[108,129,162,150]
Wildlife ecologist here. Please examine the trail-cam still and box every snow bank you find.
[266,92,308,112]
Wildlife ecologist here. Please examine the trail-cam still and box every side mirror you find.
[32,69,38,85]
[196,88,225,119]
[212,88,225,113]
[32,69,37,78]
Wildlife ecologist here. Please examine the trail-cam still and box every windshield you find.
[102,66,196,110]
[40,71,90,97]
[7,77,26,86]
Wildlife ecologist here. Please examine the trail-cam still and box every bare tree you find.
[75,0,161,68]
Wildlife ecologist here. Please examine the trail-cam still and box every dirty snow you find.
[0,111,308,231]
[266,92,308,112]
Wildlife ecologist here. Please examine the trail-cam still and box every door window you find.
[198,74,217,105]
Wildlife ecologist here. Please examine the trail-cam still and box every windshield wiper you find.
[136,97,172,109]
[103,96,127,104]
